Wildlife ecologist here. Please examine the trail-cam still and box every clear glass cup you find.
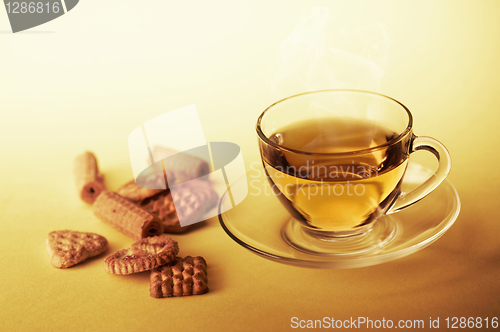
[256,90,451,254]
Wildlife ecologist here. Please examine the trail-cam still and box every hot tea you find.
[262,118,408,232]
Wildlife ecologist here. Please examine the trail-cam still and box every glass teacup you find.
[257,90,451,254]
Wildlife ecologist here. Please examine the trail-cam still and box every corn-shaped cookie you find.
[93,191,164,240]
[74,151,105,204]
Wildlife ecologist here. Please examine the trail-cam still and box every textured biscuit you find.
[140,192,188,234]
[104,236,179,275]
[93,191,164,240]
[151,146,210,183]
[74,151,105,204]
[169,179,218,226]
[150,256,208,298]
[47,230,108,268]
[117,179,165,202]
[140,179,218,232]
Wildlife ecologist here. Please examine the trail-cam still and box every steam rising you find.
[272,8,391,96]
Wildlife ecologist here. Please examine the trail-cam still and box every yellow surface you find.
[1,1,499,331]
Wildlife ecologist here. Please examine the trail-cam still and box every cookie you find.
[74,151,105,204]
[117,179,165,203]
[93,191,164,240]
[150,256,208,298]
[47,230,108,268]
[151,146,210,183]
[104,236,179,275]
[169,179,218,226]
[139,179,218,232]
[140,192,189,234]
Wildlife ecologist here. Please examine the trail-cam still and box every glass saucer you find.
[218,161,460,269]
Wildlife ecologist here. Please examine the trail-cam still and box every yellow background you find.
[1,0,499,331]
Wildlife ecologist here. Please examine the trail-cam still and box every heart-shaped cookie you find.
[47,230,108,268]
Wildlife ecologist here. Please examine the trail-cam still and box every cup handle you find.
[388,136,452,213]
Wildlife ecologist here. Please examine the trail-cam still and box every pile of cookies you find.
[46,151,216,298]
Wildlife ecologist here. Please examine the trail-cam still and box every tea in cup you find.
[257,90,451,245]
